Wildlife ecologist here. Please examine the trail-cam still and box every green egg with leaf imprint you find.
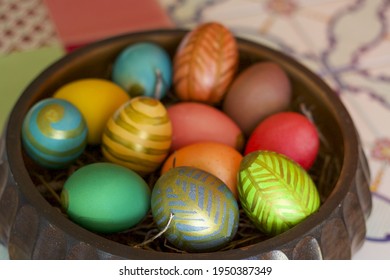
[238,151,320,236]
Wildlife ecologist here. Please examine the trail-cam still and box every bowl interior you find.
[6,29,357,259]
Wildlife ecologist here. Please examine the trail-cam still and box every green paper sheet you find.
[0,46,65,133]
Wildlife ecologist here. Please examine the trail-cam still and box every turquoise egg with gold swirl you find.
[21,98,88,169]
[151,166,239,253]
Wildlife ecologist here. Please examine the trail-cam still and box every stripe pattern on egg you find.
[102,96,172,175]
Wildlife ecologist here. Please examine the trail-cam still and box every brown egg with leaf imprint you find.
[173,22,239,105]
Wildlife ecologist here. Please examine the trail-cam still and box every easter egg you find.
[102,96,172,176]
[61,162,151,233]
[21,98,87,169]
[152,166,239,252]
[161,142,243,199]
[245,111,319,170]
[112,42,172,99]
[222,62,291,136]
[238,151,320,236]
[173,22,238,104]
[167,102,244,152]
[53,78,130,145]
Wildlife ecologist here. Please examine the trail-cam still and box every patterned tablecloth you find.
[0,0,389,260]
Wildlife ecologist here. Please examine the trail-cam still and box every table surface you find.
[1,0,390,260]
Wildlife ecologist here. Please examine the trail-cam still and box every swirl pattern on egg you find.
[102,96,172,175]
[21,98,88,169]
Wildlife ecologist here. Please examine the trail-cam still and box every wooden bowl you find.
[0,29,372,259]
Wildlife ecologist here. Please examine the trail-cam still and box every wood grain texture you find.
[173,22,238,104]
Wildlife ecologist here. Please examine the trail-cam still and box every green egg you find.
[61,162,151,233]
[238,151,320,236]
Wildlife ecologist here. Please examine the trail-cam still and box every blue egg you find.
[112,42,172,99]
[22,98,88,169]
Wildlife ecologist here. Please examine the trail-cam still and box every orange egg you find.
[161,142,243,199]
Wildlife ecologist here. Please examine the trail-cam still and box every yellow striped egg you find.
[102,96,172,176]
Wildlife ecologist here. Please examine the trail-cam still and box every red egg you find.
[245,112,319,170]
[167,102,244,152]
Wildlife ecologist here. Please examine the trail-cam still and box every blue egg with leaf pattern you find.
[151,166,239,253]
[21,98,88,169]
